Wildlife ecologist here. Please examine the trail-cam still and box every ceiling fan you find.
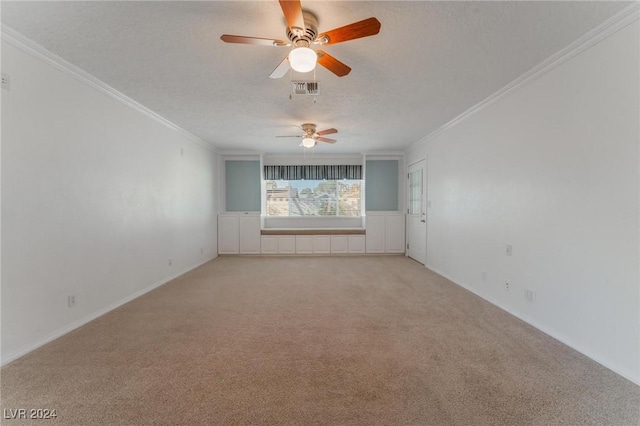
[220,0,381,78]
[277,123,338,148]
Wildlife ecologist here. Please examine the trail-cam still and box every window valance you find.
[264,165,362,180]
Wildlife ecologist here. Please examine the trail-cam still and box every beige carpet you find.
[2,256,639,425]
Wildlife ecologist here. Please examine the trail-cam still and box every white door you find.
[407,160,427,264]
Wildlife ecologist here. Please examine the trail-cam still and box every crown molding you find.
[407,2,640,153]
[1,25,217,153]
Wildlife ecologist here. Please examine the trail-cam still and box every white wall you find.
[1,39,218,364]
[406,20,639,384]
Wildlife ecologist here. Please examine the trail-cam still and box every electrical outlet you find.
[504,280,510,292]
[168,259,173,266]
[1,72,10,91]
[200,248,204,255]
[525,288,536,302]
[506,244,513,256]
[481,271,487,282]
[67,295,76,308]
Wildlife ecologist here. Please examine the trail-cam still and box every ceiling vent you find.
[291,81,319,96]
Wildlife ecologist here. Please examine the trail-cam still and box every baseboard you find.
[217,253,404,256]
[1,255,217,366]
[425,264,640,387]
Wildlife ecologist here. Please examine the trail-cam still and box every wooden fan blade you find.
[316,50,351,77]
[317,128,338,136]
[317,137,336,144]
[220,34,287,46]
[317,17,381,45]
[269,56,290,79]
[279,0,305,31]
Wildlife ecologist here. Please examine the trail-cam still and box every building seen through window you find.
[266,180,361,216]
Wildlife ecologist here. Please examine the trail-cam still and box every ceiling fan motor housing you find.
[287,11,319,47]
[301,123,317,137]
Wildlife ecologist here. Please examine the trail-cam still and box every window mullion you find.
[288,182,291,217]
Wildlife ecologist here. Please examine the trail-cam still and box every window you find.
[266,180,362,217]
[409,168,422,215]
[263,165,363,217]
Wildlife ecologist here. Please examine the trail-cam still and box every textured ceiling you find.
[1,1,630,154]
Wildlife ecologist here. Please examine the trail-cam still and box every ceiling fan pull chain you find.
[289,68,293,100]
[313,66,317,103]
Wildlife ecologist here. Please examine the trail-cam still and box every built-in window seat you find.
[217,212,404,255]
[259,217,367,254]
[260,228,365,235]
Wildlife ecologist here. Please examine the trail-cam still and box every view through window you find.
[266,180,361,216]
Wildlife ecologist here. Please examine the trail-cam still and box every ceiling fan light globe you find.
[302,137,315,148]
[289,47,317,73]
